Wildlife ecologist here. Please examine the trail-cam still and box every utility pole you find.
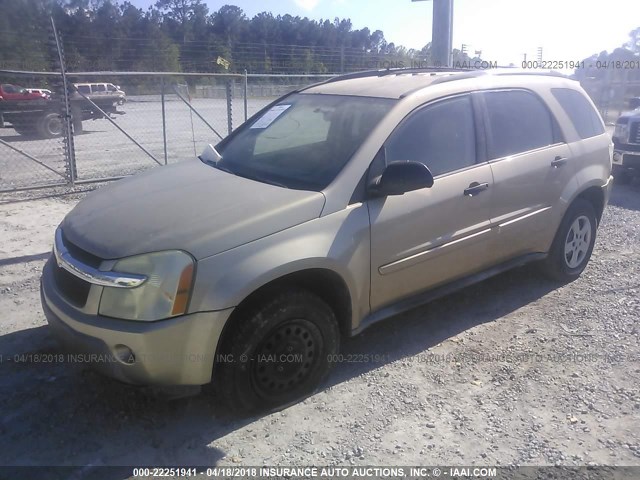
[412,0,454,67]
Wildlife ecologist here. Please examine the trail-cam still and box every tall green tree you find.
[1,0,484,75]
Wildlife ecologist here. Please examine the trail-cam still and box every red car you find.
[0,83,49,101]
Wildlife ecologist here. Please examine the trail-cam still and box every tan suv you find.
[41,69,613,412]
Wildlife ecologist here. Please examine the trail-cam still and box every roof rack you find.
[494,70,569,78]
[428,70,489,85]
[297,67,571,96]
[378,66,476,76]
[303,66,476,88]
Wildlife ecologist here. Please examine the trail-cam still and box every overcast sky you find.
[127,0,640,65]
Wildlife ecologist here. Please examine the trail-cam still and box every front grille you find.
[52,232,103,308]
[622,154,640,169]
[630,122,640,144]
[61,231,102,268]
[52,262,91,307]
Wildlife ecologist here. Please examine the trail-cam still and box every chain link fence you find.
[0,72,70,191]
[6,65,640,192]
[0,71,330,192]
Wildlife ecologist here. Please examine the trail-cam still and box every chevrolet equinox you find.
[41,69,614,412]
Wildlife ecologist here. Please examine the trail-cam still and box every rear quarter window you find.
[551,88,605,139]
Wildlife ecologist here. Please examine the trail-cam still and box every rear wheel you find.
[37,112,63,138]
[215,288,340,413]
[540,198,597,282]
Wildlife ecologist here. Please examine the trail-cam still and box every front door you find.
[368,94,494,311]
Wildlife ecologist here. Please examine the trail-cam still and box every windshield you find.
[215,93,395,191]
[2,84,26,94]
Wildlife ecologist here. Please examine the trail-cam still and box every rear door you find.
[480,89,576,262]
[368,94,494,311]
[549,87,610,186]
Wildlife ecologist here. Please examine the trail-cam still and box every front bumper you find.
[41,258,233,386]
[613,149,640,169]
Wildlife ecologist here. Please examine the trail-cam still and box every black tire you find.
[215,288,340,413]
[37,112,63,138]
[540,198,597,282]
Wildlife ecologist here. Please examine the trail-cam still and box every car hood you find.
[617,108,640,121]
[61,160,325,260]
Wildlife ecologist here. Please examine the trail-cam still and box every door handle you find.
[551,156,568,168]
[464,182,489,196]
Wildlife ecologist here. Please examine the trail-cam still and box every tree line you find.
[0,0,486,74]
[3,0,638,78]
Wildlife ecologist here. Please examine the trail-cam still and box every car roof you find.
[302,68,574,99]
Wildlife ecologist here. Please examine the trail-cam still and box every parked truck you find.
[612,97,640,183]
[0,83,123,139]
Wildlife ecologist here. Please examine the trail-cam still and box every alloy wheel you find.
[564,215,592,269]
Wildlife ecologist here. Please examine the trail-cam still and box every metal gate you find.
[2,65,337,193]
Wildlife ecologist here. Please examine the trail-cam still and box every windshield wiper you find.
[199,156,234,174]
[199,157,287,188]
[235,171,289,189]
[212,163,235,174]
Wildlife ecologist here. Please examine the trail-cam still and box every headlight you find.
[99,250,195,321]
[614,122,628,141]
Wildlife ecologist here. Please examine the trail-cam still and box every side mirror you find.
[368,161,434,197]
[199,143,223,163]
[630,97,640,110]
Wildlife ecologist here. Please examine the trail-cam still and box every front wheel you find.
[215,288,340,413]
[540,199,597,282]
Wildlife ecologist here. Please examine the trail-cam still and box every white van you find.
[74,83,126,104]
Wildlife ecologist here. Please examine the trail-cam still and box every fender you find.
[189,204,372,330]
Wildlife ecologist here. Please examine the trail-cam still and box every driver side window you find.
[385,95,477,177]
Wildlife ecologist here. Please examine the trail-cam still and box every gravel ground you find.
[0,180,639,479]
